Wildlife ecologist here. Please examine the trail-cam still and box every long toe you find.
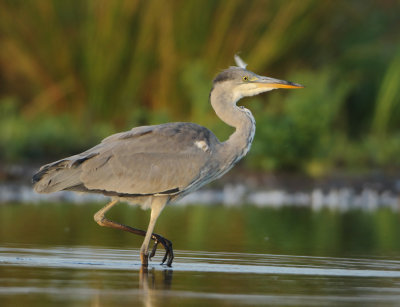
[149,240,159,259]
[166,244,174,267]
[161,239,174,267]
[151,234,174,266]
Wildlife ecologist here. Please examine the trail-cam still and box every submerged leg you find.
[140,196,174,267]
[93,199,174,266]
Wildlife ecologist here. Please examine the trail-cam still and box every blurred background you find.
[1,2,400,304]
[0,0,399,176]
[0,0,400,237]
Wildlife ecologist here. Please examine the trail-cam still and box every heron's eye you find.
[242,76,249,82]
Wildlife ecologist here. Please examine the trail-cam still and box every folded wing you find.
[33,123,218,196]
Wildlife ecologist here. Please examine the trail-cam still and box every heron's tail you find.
[32,159,83,193]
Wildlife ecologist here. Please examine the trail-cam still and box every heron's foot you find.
[149,233,174,267]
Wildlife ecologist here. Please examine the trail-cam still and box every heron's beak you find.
[253,76,304,89]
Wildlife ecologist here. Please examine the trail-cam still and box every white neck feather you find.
[210,86,256,163]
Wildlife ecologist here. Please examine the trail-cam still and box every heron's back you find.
[33,122,222,198]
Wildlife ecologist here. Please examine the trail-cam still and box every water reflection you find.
[2,203,400,305]
[139,266,173,307]
[2,245,400,306]
[2,203,400,258]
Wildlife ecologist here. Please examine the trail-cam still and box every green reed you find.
[0,0,399,172]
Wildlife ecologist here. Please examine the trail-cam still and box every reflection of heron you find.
[139,266,173,307]
[32,56,303,267]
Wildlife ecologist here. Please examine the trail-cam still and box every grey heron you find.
[32,57,303,267]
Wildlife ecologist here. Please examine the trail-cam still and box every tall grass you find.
[372,49,400,137]
[0,0,399,172]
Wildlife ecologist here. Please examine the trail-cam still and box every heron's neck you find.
[210,87,256,162]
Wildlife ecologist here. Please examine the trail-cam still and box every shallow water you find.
[1,203,400,306]
[2,245,400,306]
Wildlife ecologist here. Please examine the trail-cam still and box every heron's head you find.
[212,66,303,101]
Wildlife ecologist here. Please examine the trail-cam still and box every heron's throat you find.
[210,87,256,161]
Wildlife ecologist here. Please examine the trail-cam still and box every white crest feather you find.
[234,54,247,69]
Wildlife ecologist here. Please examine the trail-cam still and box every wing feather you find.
[79,123,217,195]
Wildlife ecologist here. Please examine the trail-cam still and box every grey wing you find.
[33,123,218,196]
[82,124,215,195]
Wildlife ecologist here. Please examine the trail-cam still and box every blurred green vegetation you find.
[0,0,400,175]
[1,203,400,257]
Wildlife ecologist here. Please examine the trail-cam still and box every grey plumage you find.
[33,57,303,267]
[33,123,219,198]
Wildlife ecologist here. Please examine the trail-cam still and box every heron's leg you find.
[140,197,174,266]
[94,199,174,266]
[94,199,147,237]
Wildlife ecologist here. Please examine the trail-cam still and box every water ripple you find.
[1,245,400,277]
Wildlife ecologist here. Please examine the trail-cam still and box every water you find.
[1,203,400,306]
[2,245,400,306]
